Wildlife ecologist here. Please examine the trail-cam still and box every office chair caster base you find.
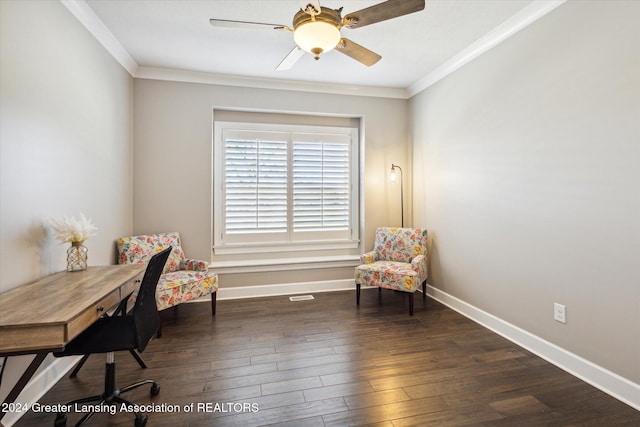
[135,414,148,427]
[54,412,67,427]
[150,382,160,396]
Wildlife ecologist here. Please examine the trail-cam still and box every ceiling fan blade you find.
[343,0,425,29]
[276,46,306,71]
[209,18,287,30]
[336,38,381,67]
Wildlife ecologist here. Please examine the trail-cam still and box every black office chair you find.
[67,298,147,378]
[53,247,171,427]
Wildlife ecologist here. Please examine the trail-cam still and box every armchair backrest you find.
[374,227,428,263]
[117,232,185,273]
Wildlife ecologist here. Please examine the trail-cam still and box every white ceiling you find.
[80,0,556,95]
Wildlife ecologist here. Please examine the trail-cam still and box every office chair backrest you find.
[133,247,171,352]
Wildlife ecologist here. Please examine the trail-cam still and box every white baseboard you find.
[1,355,82,427]
[215,279,355,300]
[426,285,640,411]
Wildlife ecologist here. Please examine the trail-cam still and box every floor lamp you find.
[390,164,404,227]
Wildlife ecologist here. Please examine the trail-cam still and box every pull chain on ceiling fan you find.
[210,0,425,70]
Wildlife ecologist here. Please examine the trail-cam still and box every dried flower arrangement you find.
[50,213,98,243]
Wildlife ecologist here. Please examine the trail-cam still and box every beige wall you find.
[133,79,409,287]
[0,0,134,403]
[410,0,640,383]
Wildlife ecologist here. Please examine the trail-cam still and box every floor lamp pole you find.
[391,164,404,227]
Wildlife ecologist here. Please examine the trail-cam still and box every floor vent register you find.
[289,295,314,302]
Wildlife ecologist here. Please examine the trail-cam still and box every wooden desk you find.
[0,264,146,404]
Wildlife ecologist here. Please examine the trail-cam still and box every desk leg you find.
[2,352,48,405]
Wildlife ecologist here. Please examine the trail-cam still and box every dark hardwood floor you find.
[12,289,639,426]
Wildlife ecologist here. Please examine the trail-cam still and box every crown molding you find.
[61,0,565,99]
[60,0,138,76]
[408,0,566,97]
[135,66,409,99]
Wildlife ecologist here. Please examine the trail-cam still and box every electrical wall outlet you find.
[554,303,566,323]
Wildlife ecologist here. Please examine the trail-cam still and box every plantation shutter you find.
[224,131,288,234]
[293,135,350,232]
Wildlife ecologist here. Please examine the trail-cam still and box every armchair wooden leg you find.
[211,292,217,316]
[422,280,427,301]
[157,312,163,338]
[356,283,361,306]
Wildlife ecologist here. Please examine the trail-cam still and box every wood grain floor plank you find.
[391,404,505,427]
[251,347,338,365]
[342,388,412,410]
[303,380,376,402]
[322,396,449,426]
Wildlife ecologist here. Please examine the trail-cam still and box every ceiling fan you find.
[210,0,425,70]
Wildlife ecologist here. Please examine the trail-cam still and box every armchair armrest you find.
[360,251,379,264]
[411,254,427,278]
[180,258,209,271]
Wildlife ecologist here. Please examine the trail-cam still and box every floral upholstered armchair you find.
[355,227,428,316]
[117,232,218,336]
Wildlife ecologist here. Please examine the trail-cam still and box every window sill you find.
[212,240,359,255]
[208,255,361,274]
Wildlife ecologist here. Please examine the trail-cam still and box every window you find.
[214,121,359,254]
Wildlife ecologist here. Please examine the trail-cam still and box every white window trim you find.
[213,121,360,255]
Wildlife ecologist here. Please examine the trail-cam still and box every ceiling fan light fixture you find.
[293,21,341,60]
[212,0,426,69]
